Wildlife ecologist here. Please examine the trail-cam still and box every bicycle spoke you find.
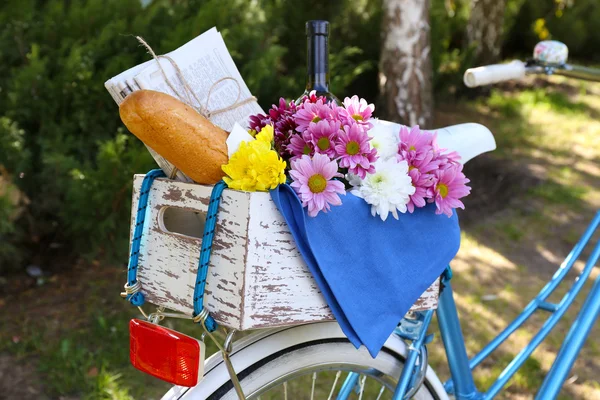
[375,384,386,400]
[357,375,367,400]
[327,371,342,400]
[237,342,426,400]
[310,372,317,400]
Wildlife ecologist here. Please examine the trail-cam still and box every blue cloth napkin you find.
[270,184,461,357]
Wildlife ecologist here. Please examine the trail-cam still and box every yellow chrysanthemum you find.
[222,138,286,192]
[253,147,287,191]
[222,142,255,191]
[255,124,274,144]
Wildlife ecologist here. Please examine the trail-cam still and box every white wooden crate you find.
[130,175,440,330]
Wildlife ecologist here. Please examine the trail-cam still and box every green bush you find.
[504,0,600,62]
[0,117,29,268]
[1,0,598,272]
[0,194,22,267]
[0,0,382,271]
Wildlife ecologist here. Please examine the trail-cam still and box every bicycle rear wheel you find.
[205,339,439,399]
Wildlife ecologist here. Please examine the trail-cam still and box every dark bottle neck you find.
[306,33,330,93]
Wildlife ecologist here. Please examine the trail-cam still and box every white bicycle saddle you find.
[433,123,496,163]
[373,120,496,164]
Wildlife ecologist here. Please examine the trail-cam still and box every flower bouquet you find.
[222,91,471,220]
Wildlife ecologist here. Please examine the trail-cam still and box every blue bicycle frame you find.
[438,211,600,400]
[337,211,600,399]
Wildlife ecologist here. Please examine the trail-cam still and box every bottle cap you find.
[306,20,329,36]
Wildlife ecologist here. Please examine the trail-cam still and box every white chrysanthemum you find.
[368,119,399,160]
[350,158,415,221]
[346,172,363,188]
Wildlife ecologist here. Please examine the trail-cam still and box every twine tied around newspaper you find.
[136,36,257,179]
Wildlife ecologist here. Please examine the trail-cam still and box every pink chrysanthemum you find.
[397,125,444,213]
[290,153,346,217]
[436,151,462,171]
[397,125,434,163]
[339,95,374,128]
[407,145,440,175]
[407,168,436,213]
[294,100,333,133]
[299,90,328,104]
[270,98,297,119]
[430,133,462,170]
[249,113,271,132]
[308,119,340,158]
[273,114,297,156]
[432,164,471,217]
[249,97,299,158]
[335,124,378,179]
[440,150,462,164]
[404,150,438,213]
[288,132,314,160]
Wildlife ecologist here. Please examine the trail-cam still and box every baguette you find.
[119,90,229,184]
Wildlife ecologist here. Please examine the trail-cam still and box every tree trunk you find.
[379,0,433,128]
[467,0,506,65]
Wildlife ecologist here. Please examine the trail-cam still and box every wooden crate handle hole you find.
[158,206,206,240]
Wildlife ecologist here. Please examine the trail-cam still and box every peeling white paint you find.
[130,175,441,330]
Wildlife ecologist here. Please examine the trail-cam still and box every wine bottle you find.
[296,20,339,105]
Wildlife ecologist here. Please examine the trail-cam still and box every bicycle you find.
[154,40,600,400]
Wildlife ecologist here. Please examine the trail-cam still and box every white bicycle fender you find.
[161,322,449,400]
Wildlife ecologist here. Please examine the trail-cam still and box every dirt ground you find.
[0,354,49,399]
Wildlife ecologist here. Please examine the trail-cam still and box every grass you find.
[2,74,600,399]
[0,264,222,399]
[528,181,588,207]
[494,220,525,242]
[472,354,544,393]
[2,286,155,399]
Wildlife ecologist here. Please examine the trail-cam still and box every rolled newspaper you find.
[104,28,266,181]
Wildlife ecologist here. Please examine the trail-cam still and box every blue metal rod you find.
[336,373,359,400]
[437,282,482,400]
[537,301,559,312]
[392,310,434,400]
[470,212,600,370]
[483,238,600,400]
[536,269,600,399]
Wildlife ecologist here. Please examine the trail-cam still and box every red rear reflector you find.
[129,319,205,387]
